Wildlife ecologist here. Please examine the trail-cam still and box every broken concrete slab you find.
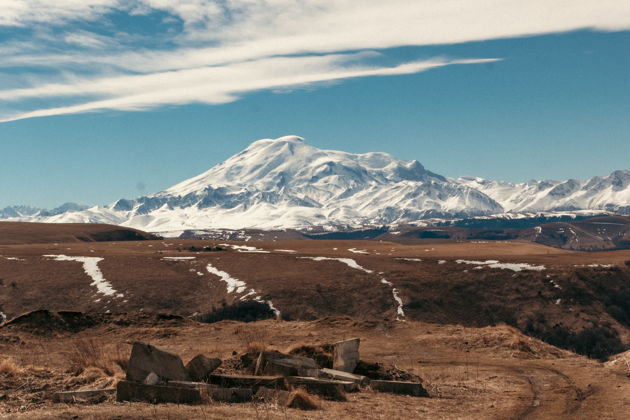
[318,368,370,386]
[116,380,202,404]
[186,354,222,382]
[370,380,428,397]
[126,342,190,383]
[156,380,251,403]
[333,338,360,373]
[207,387,253,403]
[52,388,115,403]
[266,356,318,377]
[285,376,349,400]
[209,374,286,391]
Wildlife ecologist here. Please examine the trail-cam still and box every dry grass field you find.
[1,222,630,418]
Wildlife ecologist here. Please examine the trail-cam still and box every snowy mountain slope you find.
[457,170,630,213]
[2,136,629,232]
[0,203,89,219]
[1,136,502,231]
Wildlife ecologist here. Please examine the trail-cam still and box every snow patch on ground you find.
[44,255,123,297]
[0,312,6,323]
[274,249,297,253]
[220,244,270,253]
[0,256,24,261]
[396,258,422,262]
[456,259,546,272]
[348,248,369,254]
[300,256,373,273]
[162,256,196,261]
[380,278,405,320]
[438,260,446,264]
[206,263,280,317]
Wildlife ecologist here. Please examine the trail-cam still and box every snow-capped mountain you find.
[457,170,630,214]
[0,203,89,219]
[2,136,629,232]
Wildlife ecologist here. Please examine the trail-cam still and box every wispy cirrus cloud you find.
[0,0,629,122]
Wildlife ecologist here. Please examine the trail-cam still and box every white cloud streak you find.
[0,0,629,122]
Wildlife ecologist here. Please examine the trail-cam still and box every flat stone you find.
[207,387,253,403]
[333,338,360,373]
[318,368,370,386]
[116,380,202,404]
[53,388,115,403]
[285,376,349,400]
[186,354,222,382]
[126,342,190,383]
[266,357,318,377]
[370,380,428,397]
[209,374,286,391]
[166,380,252,403]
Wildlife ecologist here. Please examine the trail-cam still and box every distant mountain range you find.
[2,136,629,232]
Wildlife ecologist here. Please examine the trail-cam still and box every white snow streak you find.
[162,256,196,260]
[397,258,422,262]
[220,244,270,253]
[380,278,405,320]
[455,259,545,272]
[299,256,373,273]
[274,249,297,253]
[348,248,369,254]
[0,256,24,261]
[206,263,280,317]
[301,256,404,320]
[44,255,123,297]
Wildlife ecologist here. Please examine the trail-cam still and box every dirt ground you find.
[1,230,630,418]
[1,316,629,419]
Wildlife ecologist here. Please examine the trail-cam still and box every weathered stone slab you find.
[318,368,370,386]
[53,388,115,403]
[116,380,202,404]
[285,376,348,400]
[162,380,251,403]
[126,342,190,382]
[370,380,428,397]
[186,354,222,382]
[209,374,286,391]
[266,357,318,377]
[207,387,253,403]
[333,338,360,373]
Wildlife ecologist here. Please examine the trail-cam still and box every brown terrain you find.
[1,222,630,419]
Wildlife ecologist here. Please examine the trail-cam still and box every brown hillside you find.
[0,222,158,245]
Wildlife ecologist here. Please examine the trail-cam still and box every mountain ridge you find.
[2,136,629,232]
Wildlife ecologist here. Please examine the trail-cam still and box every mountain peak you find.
[3,135,629,231]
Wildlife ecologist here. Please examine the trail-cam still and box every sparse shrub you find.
[287,388,320,410]
[286,343,334,368]
[192,301,276,323]
[0,358,22,375]
[524,316,625,361]
[66,338,125,376]
[235,324,270,356]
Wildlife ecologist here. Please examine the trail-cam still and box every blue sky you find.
[1,1,629,208]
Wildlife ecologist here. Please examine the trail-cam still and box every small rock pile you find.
[54,338,428,409]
